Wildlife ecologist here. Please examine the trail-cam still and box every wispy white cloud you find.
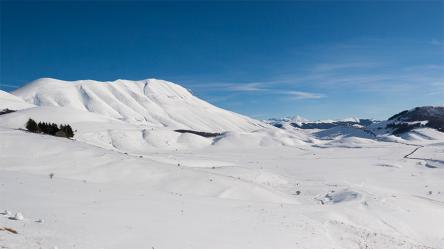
[189,80,327,100]
[227,82,268,92]
[202,63,443,95]
[430,39,442,46]
[428,81,444,96]
[285,91,325,100]
[185,37,443,119]
[188,59,443,104]
[312,62,379,72]
[189,82,269,92]
[284,63,444,94]
[0,83,21,90]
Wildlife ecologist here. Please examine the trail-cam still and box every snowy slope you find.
[1,126,444,249]
[0,105,312,153]
[0,90,35,110]
[12,78,266,132]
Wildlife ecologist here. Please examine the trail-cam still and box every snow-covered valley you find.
[1,78,443,249]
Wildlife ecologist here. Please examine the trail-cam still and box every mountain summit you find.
[12,78,265,132]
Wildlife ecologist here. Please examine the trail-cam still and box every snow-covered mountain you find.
[383,106,444,133]
[266,115,309,127]
[11,78,265,132]
[1,78,311,152]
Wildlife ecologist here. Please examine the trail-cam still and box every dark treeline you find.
[25,118,74,138]
[174,129,222,138]
[0,108,16,115]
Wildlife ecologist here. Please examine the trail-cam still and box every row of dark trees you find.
[25,118,74,138]
[0,108,16,115]
[174,129,222,138]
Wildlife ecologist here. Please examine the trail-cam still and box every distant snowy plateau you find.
[1,78,443,249]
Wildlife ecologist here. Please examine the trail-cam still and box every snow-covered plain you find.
[1,78,443,249]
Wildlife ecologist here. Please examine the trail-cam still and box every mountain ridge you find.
[11,78,266,132]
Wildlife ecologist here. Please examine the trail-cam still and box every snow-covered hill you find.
[382,106,444,133]
[1,78,314,152]
[12,78,266,132]
[0,90,35,111]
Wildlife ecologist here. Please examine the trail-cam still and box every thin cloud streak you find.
[312,62,380,72]
[430,39,442,46]
[228,82,268,92]
[285,91,325,100]
[189,81,327,100]
[187,62,443,104]
[0,83,21,88]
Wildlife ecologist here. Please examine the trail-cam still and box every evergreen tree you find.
[27,120,74,138]
[59,124,74,138]
[25,118,38,133]
[48,123,59,135]
[65,124,74,138]
[38,122,47,134]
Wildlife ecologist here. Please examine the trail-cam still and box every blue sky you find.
[1,1,443,120]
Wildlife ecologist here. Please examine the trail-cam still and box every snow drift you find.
[0,90,35,111]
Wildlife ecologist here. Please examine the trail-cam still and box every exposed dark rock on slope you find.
[386,106,444,134]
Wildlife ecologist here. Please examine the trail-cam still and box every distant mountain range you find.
[267,106,444,135]
[267,117,374,130]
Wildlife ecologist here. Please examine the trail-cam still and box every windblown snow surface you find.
[1,78,443,249]
[0,90,35,110]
